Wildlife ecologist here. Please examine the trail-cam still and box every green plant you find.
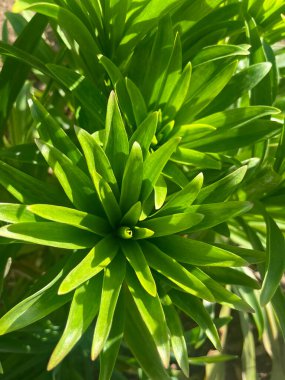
[0,1,285,379]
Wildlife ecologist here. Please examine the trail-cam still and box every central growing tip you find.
[117,226,133,239]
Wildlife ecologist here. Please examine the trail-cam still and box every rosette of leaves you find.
[0,92,263,379]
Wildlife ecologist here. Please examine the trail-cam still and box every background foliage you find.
[0,0,285,379]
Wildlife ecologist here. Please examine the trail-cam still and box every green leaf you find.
[104,92,129,183]
[154,236,247,267]
[141,137,180,200]
[125,78,148,126]
[98,55,123,85]
[170,290,221,350]
[186,201,253,231]
[176,60,237,123]
[163,62,191,120]
[59,235,119,294]
[0,203,39,223]
[14,2,100,79]
[204,267,260,289]
[121,202,142,226]
[28,204,110,236]
[30,98,83,166]
[193,106,280,130]
[141,241,214,301]
[155,174,203,218]
[162,295,189,377]
[129,112,158,159]
[124,289,171,380]
[0,254,80,334]
[0,222,98,249]
[126,268,170,367]
[171,147,221,169]
[47,64,106,128]
[99,291,125,380]
[36,140,102,214]
[188,267,253,312]
[260,214,285,305]
[189,354,237,365]
[154,175,167,210]
[212,243,265,264]
[196,166,247,203]
[201,62,272,115]
[0,14,48,130]
[120,240,156,297]
[0,159,65,205]
[48,276,102,370]
[120,142,143,213]
[140,212,203,237]
[91,255,125,360]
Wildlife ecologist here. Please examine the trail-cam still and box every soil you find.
[0,0,14,31]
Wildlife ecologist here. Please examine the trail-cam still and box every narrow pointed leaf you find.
[260,215,285,305]
[124,290,171,380]
[170,290,221,350]
[30,98,83,165]
[59,236,119,294]
[121,202,142,226]
[141,241,214,301]
[48,276,102,370]
[154,175,167,210]
[141,137,180,201]
[99,291,125,380]
[104,92,129,183]
[129,112,158,159]
[0,203,39,223]
[126,268,170,367]
[91,255,125,360]
[0,222,98,249]
[162,295,189,377]
[126,78,147,125]
[154,236,247,267]
[36,140,101,213]
[28,205,110,236]
[75,127,118,191]
[171,147,221,169]
[139,212,203,237]
[204,267,260,289]
[120,142,143,213]
[154,172,203,217]
[121,240,156,297]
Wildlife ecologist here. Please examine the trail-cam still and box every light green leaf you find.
[99,291,125,380]
[120,142,143,213]
[120,240,156,297]
[104,92,129,183]
[30,98,83,166]
[139,212,203,237]
[186,201,253,231]
[141,241,214,301]
[0,159,66,205]
[36,140,102,214]
[121,202,142,226]
[154,175,167,210]
[204,267,260,289]
[212,243,265,264]
[154,172,203,217]
[59,235,119,294]
[75,126,119,198]
[48,276,102,370]
[154,236,247,267]
[0,222,98,249]
[171,147,221,169]
[124,289,171,380]
[0,203,39,223]
[170,290,221,350]
[188,267,253,312]
[28,204,110,236]
[141,137,180,200]
[196,166,247,203]
[129,112,158,159]
[162,295,189,377]
[260,214,285,305]
[126,268,170,367]
[91,255,125,360]
[189,354,237,364]
[125,78,147,126]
